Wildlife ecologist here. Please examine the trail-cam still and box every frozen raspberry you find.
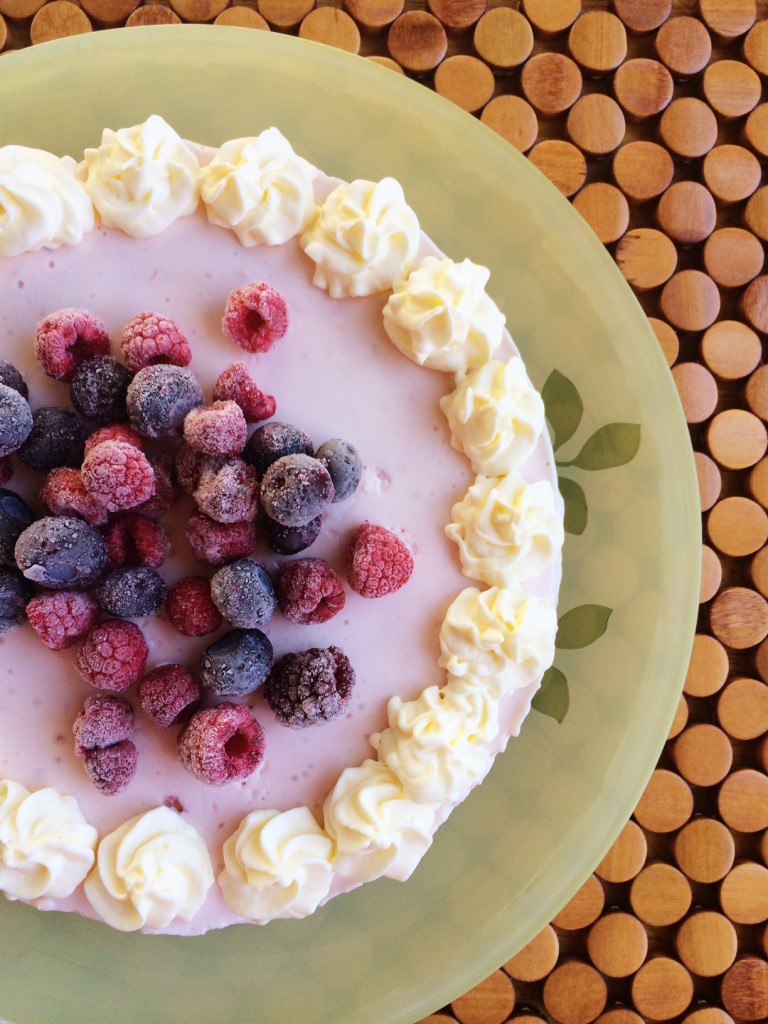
[15,515,107,589]
[175,443,224,495]
[183,401,246,458]
[70,356,131,425]
[166,576,223,636]
[73,693,134,756]
[194,459,258,524]
[265,646,355,729]
[277,558,345,625]
[83,740,138,795]
[103,512,169,569]
[81,440,155,512]
[260,454,334,528]
[209,559,275,629]
[212,362,276,423]
[260,510,323,555]
[0,383,33,459]
[27,589,100,650]
[244,421,313,479]
[17,407,88,473]
[139,453,179,513]
[137,664,201,728]
[178,703,265,786]
[0,566,35,632]
[222,281,289,354]
[200,628,273,697]
[126,364,203,438]
[34,308,111,383]
[120,311,192,374]
[0,359,28,400]
[315,438,362,503]
[346,523,413,598]
[94,566,167,618]
[85,423,145,455]
[0,488,35,567]
[186,510,257,566]
[75,618,148,691]
[40,467,109,527]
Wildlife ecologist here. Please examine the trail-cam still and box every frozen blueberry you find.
[70,355,132,424]
[260,453,334,528]
[126,364,204,438]
[260,510,323,555]
[0,360,28,400]
[17,407,89,472]
[243,421,313,479]
[0,488,35,567]
[94,566,167,618]
[0,383,33,459]
[0,566,36,632]
[315,438,362,503]
[199,627,273,697]
[15,515,108,589]
[209,559,276,629]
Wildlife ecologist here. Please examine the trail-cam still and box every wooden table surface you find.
[2,1,768,1022]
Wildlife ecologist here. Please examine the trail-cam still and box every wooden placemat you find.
[2,1,768,1022]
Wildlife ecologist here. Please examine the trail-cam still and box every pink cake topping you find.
[120,310,192,373]
[221,281,289,353]
[346,522,414,598]
[34,308,111,382]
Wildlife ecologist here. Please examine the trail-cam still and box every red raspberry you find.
[175,443,224,495]
[178,703,265,785]
[185,510,256,566]
[40,467,109,527]
[277,558,345,625]
[83,740,138,795]
[81,440,155,512]
[75,618,148,691]
[212,362,276,423]
[73,693,134,756]
[139,453,179,512]
[103,512,169,568]
[84,423,145,455]
[221,282,289,353]
[346,523,414,598]
[183,401,246,458]
[34,309,111,383]
[165,577,223,636]
[194,459,258,524]
[137,664,201,728]
[27,590,100,650]
[120,311,192,374]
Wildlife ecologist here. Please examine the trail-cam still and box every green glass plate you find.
[0,26,700,1024]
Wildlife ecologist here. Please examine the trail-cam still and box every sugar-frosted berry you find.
[126,364,203,438]
[183,401,247,458]
[15,515,107,589]
[186,510,257,565]
[243,421,313,478]
[0,488,35,566]
[103,512,169,569]
[34,308,111,382]
[212,362,276,423]
[81,440,156,512]
[83,740,138,795]
[194,459,258,524]
[260,454,334,528]
[27,590,100,650]
[222,281,289,354]
[94,566,167,618]
[175,443,224,495]
[199,627,273,697]
[0,383,33,458]
[85,423,145,455]
[265,646,355,728]
[73,693,134,756]
[166,576,222,636]
[209,559,275,629]
[346,522,414,598]
[17,407,89,473]
[277,558,345,625]
[178,703,265,785]
[40,467,110,527]
[120,311,192,373]
[0,359,28,399]
[70,356,131,425]
[139,453,178,513]
[75,618,148,691]
[260,510,323,556]
[137,664,201,728]
[315,438,362,503]
[0,566,35,632]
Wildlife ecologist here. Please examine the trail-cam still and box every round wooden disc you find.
[214,6,269,27]
[708,410,768,471]
[366,55,404,74]
[168,0,228,22]
[695,452,722,512]
[451,969,515,1024]
[699,0,756,40]
[631,957,694,1021]
[615,228,677,291]
[702,320,762,380]
[299,7,361,51]
[674,817,735,883]
[668,693,689,741]
[657,181,716,246]
[719,677,768,740]
[703,146,762,206]
[718,768,768,832]
[345,1,404,34]
[0,11,6,48]
[426,0,484,34]
[0,0,45,17]
[701,543,723,604]
[613,0,671,34]
[480,96,538,154]
[473,7,533,72]
[676,911,738,977]
[542,961,607,1024]
[682,1011,735,1024]
[613,58,673,119]
[721,957,768,1022]
[655,15,713,78]
[566,94,625,157]
[751,548,768,598]
[568,10,627,75]
[257,0,313,29]
[744,187,768,243]
[594,819,648,883]
[746,365,768,421]
[572,183,629,244]
[434,55,494,113]
[387,10,447,73]
[743,20,768,77]
[710,586,768,649]
[649,317,679,365]
[126,4,181,24]
[521,0,581,37]
[662,271,720,332]
[503,925,559,982]
[659,97,719,160]
[30,0,92,42]
[527,140,586,197]
[596,1012,645,1024]
[709,495,768,556]
[612,141,673,203]
[704,229,764,289]
[586,913,648,978]
[720,861,768,925]
[742,275,768,334]
[79,0,139,24]
[551,874,605,931]
[521,52,582,116]
[749,455,768,510]
[671,363,718,424]
[674,723,734,787]
[744,104,768,159]
[633,769,693,834]
[703,59,762,120]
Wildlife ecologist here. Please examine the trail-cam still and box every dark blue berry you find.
[315,438,362,503]
[17,407,89,472]
[260,509,322,555]
[260,454,334,528]
[0,566,36,632]
[15,515,107,589]
[199,628,273,697]
[243,421,313,479]
[94,566,167,618]
[70,356,132,424]
[0,360,28,400]
[0,383,33,459]
[126,364,203,438]
[265,646,355,728]
[0,488,35,567]
[209,559,276,629]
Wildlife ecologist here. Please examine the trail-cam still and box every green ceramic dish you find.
[0,26,700,1024]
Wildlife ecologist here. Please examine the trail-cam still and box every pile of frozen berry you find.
[0,281,414,793]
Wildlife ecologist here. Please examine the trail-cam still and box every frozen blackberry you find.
[260,510,323,555]
[260,453,334,528]
[0,360,28,400]
[15,515,108,589]
[94,566,167,618]
[209,559,276,629]
[17,407,89,473]
[199,627,273,697]
[0,488,35,566]
[0,566,36,632]
[70,356,132,424]
[265,646,355,728]
[315,438,362,503]
[126,364,204,438]
[0,383,33,459]
[243,421,313,479]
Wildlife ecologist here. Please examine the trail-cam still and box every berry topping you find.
[17,407,89,473]
[221,281,289,354]
[183,400,247,459]
[94,566,167,619]
[0,383,33,458]
[194,459,258,524]
[73,693,134,756]
[265,646,355,729]
[185,510,257,566]
[103,512,169,569]
[210,559,276,629]
[199,627,273,697]
[212,362,276,423]
[260,453,334,528]
[139,452,179,513]
[315,438,362,503]
[346,522,414,598]
[277,558,345,625]
[0,566,35,632]
[137,664,201,729]
[81,440,156,512]
[15,515,108,589]
[0,359,28,399]
[27,590,100,650]
[0,488,35,567]
[70,356,131,425]
[40,467,110,527]
[175,443,224,495]
[178,703,265,786]
[120,311,192,373]
[166,576,223,637]
[85,423,145,455]
[75,618,148,691]
[34,308,111,383]
[83,740,138,795]
[260,510,323,556]
[126,364,203,438]
[243,421,313,479]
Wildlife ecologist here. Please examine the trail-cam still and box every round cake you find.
[0,116,563,934]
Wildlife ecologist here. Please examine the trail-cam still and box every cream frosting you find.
[0,780,97,901]
[300,177,420,298]
[383,255,505,375]
[200,127,317,246]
